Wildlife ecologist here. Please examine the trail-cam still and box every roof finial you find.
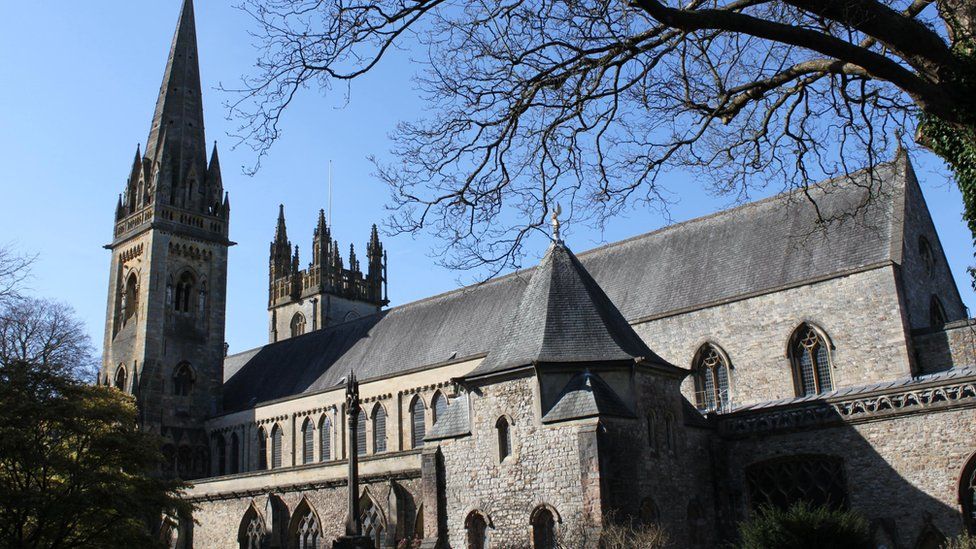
[550,203,563,242]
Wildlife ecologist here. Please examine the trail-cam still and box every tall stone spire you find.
[144,0,209,210]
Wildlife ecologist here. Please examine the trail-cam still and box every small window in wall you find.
[919,236,936,273]
[115,365,128,391]
[930,296,948,328]
[531,507,557,549]
[466,511,489,549]
[302,419,314,465]
[174,271,195,313]
[431,392,448,425]
[173,362,193,396]
[123,272,139,322]
[291,312,306,337]
[411,398,426,449]
[320,416,332,461]
[496,416,512,462]
[790,324,833,396]
[356,411,367,457]
[270,425,283,469]
[693,344,731,412]
[258,428,268,470]
[373,406,387,454]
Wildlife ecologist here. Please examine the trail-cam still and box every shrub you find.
[943,534,976,549]
[737,502,872,549]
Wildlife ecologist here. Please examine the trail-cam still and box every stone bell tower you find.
[99,0,230,480]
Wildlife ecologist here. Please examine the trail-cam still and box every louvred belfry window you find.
[320,417,332,461]
[258,428,268,470]
[432,393,448,424]
[270,425,283,469]
[411,398,426,448]
[356,411,367,456]
[302,419,314,464]
[373,407,387,454]
[791,325,833,396]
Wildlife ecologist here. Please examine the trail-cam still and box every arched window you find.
[215,435,227,476]
[320,416,332,461]
[646,410,658,454]
[663,412,674,453]
[357,410,368,456]
[465,511,489,549]
[931,296,948,328]
[410,398,426,449]
[531,507,557,549]
[290,499,321,549]
[360,495,384,548]
[919,236,936,273]
[173,362,194,396]
[123,272,138,322]
[789,324,833,396]
[431,392,448,425]
[257,428,268,470]
[746,455,848,510]
[960,452,976,534]
[373,406,387,454]
[693,344,731,412]
[270,425,283,469]
[238,504,267,549]
[291,312,306,337]
[174,271,195,313]
[639,497,659,524]
[230,433,240,474]
[115,364,128,391]
[496,416,512,462]
[302,418,315,465]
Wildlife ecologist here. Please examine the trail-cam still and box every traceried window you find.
[496,416,511,462]
[790,324,833,396]
[746,455,848,510]
[373,406,387,454]
[270,425,283,469]
[320,416,332,461]
[961,452,976,534]
[216,435,227,476]
[174,271,195,313]
[361,495,384,548]
[293,502,321,549]
[532,507,556,549]
[114,365,128,391]
[931,296,948,328]
[173,362,193,396]
[230,433,240,474]
[431,392,448,425]
[411,398,426,449]
[466,511,488,549]
[239,507,267,549]
[693,344,731,412]
[258,428,268,470]
[291,312,306,337]
[357,411,368,456]
[302,418,315,464]
[919,236,936,273]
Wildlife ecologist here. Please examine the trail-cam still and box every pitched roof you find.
[466,241,668,379]
[222,159,910,413]
[542,371,636,423]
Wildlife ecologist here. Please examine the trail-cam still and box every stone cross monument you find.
[333,372,372,549]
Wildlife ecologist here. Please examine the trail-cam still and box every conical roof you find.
[542,371,635,423]
[467,241,671,378]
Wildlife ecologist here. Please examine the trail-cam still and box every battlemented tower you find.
[99,0,230,479]
[268,206,387,342]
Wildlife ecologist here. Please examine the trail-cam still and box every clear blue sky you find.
[1,2,973,355]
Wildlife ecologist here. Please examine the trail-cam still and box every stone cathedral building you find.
[99,1,976,548]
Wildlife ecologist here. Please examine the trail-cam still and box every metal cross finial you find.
[550,203,563,242]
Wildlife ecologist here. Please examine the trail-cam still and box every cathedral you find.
[99,1,976,548]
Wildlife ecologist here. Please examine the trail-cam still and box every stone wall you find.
[913,320,976,374]
[269,294,380,343]
[632,266,913,409]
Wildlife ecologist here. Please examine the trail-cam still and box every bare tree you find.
[228,0,976,273]
[0,297,97,382]
[0,246,34,303]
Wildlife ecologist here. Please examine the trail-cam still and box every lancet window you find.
[693,344,731,412]
[790,324,833,396]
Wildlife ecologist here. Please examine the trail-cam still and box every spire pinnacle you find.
[275,204,288,243]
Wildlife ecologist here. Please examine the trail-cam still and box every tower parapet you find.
[268,206,388,342]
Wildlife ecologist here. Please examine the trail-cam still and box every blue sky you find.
[1,1,973,355]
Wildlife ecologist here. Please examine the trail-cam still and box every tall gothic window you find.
[173,362,193,396]
[257,428,268,470]
[123,272,139,322]
[532,507,556,549]
[320,416,332,461]
[693,344,731,412]
[931,296,948,328]
[361,496,384,548]
[373,406,387,454]
[230,433,240,474]
[291,312,306,337]
[357,410,368,456]
[115,364,128,391]
[270,425,283,469]
[174,272,195,313]
[292,500,321,549]
[302,418,315,464]
[216,435,227,476]
[238,506,267,549]
[961,452,976,534]
[466,511,489,549]
[411,398,426,448]
[431,392,448,425]
[790,324,833,396]
[919,236,936,273]
[646,410,658,454]
[496,416,511,462]
[746,455,848,510]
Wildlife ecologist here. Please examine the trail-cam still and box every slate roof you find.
[542,371,636,423]
[222,158,910,413]
[467,241,669,379]
[425,394,471,441]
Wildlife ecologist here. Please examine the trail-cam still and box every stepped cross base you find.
[332,535,373,549]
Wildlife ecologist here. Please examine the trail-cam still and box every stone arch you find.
[360,488,387,548]
[409,394,427,449]
[172,268,199,314]
[237,501,267,549]
[290,312,307,337]
[123,271,139,322]
[172,362,195,396]
[530,504,561,549]
[465,509,493,549]
[114,364,128,391]
[288,496,322,549]
[959,448,976,534]
[786,322,835,396]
